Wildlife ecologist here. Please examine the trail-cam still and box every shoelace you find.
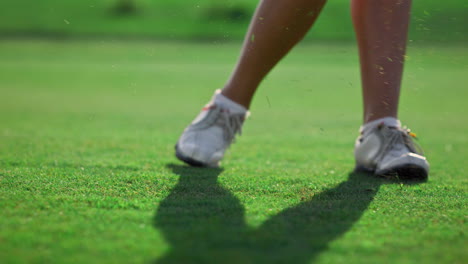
[377,125,423,162]
[218,110,245,143]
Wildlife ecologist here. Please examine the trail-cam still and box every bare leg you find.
[352,0,412,123]
[222,0,327,108]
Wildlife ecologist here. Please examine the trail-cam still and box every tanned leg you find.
[351,0,412,123]
[222,0,327,108]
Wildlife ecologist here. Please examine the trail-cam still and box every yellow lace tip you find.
[409,132,417,138]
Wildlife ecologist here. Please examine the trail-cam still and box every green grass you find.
[1,0,467,42]
[0,39,467,263]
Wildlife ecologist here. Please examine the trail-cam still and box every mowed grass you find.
[0,40,467,263]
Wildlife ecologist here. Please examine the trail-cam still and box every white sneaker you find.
[354,123,429,179]
[175,91,248,167]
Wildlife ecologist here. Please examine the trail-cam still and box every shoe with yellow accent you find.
[354,123,429,180]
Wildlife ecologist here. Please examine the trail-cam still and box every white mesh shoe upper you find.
[177,104,247,167]
[354,123,429,175]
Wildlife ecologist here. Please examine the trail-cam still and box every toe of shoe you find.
[175,143,221,167]
[377,153,429,180]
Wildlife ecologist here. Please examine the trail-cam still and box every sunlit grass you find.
[0,40,466,263]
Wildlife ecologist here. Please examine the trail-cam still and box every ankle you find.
[361,117,401,133]
[214,90,248,114]
[221,84,254,109]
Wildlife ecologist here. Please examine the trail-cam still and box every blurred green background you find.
[1,0,467,42]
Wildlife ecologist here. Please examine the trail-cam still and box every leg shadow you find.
[155,165,412,263]
[249,172,383,263]
[154,164,248,263]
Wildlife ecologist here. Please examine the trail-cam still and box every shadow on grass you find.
[154,164,424,264]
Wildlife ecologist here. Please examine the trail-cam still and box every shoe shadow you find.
[155,164,246,263]
[154,164,422,264]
